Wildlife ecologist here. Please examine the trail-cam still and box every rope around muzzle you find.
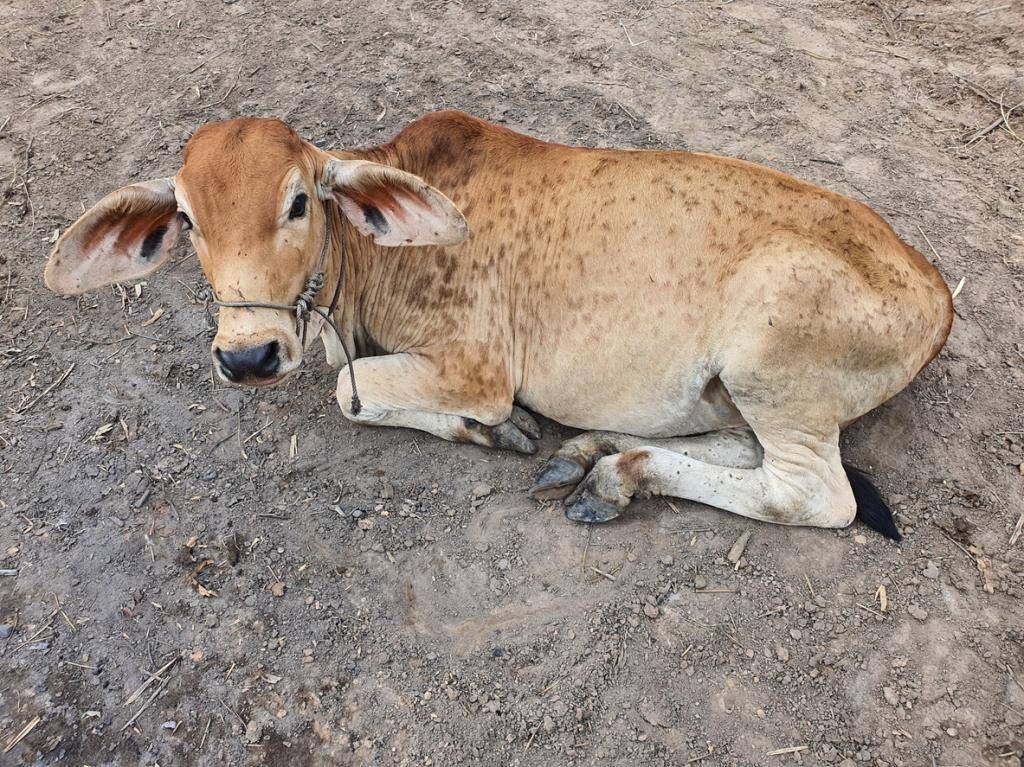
[212,209,361,415]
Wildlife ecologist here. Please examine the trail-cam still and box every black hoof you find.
[529,458,585,501]
[491,421,536,455]
[565,491,622,524]
[510,406,542,440]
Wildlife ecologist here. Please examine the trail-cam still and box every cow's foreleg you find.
[530,428,761,501]
[334,351,538,454]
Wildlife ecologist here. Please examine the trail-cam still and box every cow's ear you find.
[319,158,468,247]
[44,178,184,295]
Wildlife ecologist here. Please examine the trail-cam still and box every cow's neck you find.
[324,139,481,361]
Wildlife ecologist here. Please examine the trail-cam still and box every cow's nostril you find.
[215,341,280,382]
[214,347,240,382]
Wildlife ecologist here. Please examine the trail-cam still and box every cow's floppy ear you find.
[318,159,468,247]
[44,178,184,295]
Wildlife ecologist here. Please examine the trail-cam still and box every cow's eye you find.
[179,211,193,230]
[289,193,308,220]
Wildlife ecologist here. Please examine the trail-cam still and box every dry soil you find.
[1,1,1023,766]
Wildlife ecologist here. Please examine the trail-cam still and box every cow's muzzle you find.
[215,341,283,386]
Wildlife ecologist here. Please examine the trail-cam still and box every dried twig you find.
[172,50,225,82]
[53,594,76,633]
[3,716,41,754]
[951,276,966,300]
[916,225,941,262]
[856,602,884,617]
[1000,99,1024,145]
[870,0,898,39]
[124,655,180,706]
[931,521,976,561]
[975,4,1012,16]
[1004,664,1024,695]
[591,566,617,581]
[803,572,816,599]
[199,717,212,749]
[198,65,242,110]
[120,674,172,732]
[966,98,1024,144]
[767,745,808,756]
[217,697,246,726]
[15,607,60,649]
[1009,511,1023,546]
[15,365,74,414]
[619,21,647,47]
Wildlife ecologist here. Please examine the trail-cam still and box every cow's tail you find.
[843,464,902,541]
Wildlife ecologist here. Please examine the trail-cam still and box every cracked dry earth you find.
[1,0,1023,765]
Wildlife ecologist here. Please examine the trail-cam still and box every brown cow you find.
[44,111,953,538]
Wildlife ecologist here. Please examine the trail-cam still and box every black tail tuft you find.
[844,464,902,542]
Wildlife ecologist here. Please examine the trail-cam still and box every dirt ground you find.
[1,0,1023,765]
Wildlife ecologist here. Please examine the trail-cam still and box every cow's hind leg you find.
[562,423,857,529]
[530,428,762,501]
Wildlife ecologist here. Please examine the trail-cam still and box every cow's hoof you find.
[565,491,622,524]
[529,458,585,501]
[491,420,537,455]
[510,405,541,440]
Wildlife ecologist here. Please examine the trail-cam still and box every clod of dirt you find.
[470,482,493,500]
[908,605,929,621]
[223,532,244,566]
[727,530,751,563]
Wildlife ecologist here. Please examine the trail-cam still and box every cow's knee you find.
[760,460,856,528]
[335,366,380,423]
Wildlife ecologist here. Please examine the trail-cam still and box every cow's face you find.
[45,117,468,387]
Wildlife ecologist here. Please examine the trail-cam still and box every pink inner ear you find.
[46,178,182,295]
[347,186,415,225]
[79,199,176,257]
[50,206,182,295]
[325,160,466,247]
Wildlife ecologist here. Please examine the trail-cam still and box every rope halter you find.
[212,206,361,415]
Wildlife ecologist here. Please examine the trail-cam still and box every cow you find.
[44,111,953,539]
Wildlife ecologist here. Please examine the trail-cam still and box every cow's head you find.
[44,118,468,386]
